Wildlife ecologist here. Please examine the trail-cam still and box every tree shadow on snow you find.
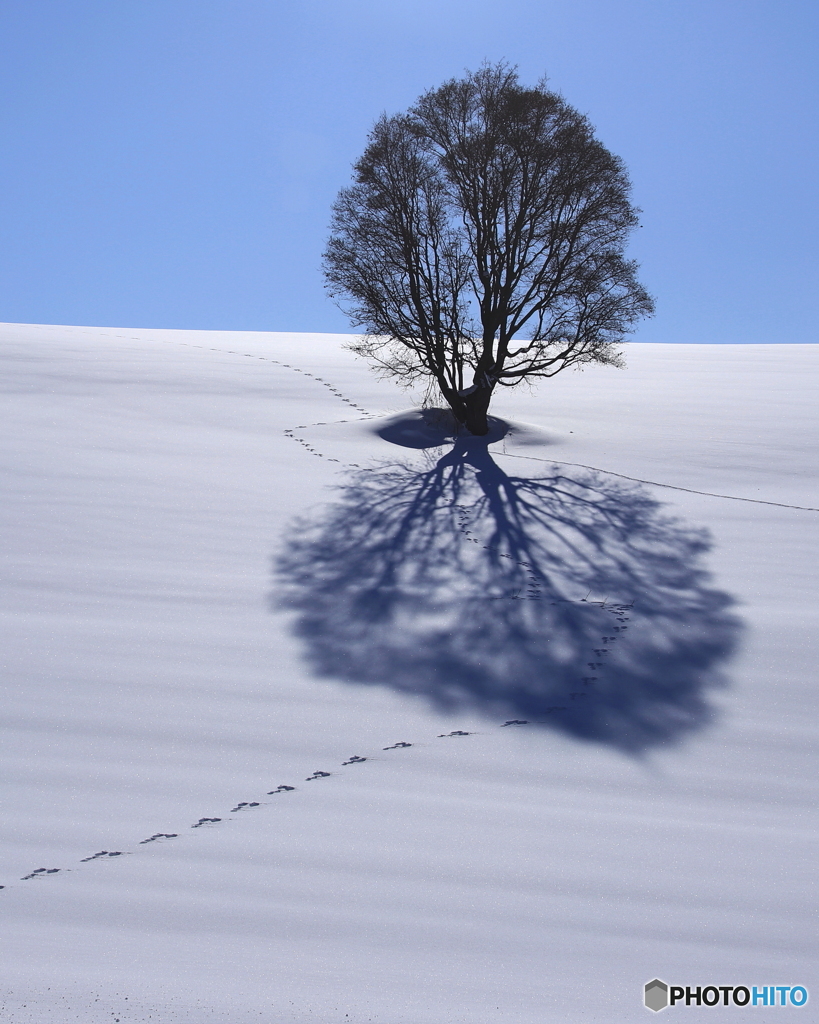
[273,432,741,754]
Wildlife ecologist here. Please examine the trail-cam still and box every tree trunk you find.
[440,379,493,436]
[451,386,491,436]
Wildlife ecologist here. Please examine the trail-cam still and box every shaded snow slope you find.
[1,324,817,1022]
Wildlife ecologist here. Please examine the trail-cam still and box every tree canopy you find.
[324,63,654,435]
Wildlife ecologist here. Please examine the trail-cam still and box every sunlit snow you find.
[1,323,817,1022]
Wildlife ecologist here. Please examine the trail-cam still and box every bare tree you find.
[324,63,654,435]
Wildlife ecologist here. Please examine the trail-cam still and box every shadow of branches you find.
[274,439,741,753]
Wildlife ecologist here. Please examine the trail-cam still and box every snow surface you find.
[1,323,817,1022]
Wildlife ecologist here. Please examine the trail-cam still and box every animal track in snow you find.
[21,867,61,880]
[3,676,643,890]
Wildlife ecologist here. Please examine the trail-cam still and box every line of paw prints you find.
[168,339,386,468]
[454,503,547,601]
[172,341,370,417]
[570,602,632,703]
[280,422,380,466]
[175,341,419,474]
[35,331,374,467]
[282,414,380,466]
[2,727,568,890]
[453,503,635,710]
[267,363,369,417]
[282,426,343,462]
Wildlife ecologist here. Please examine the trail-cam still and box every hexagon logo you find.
[645,979,669,1012]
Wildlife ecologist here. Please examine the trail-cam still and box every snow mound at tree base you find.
[373,407,559,449]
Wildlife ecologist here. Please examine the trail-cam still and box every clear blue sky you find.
[0,0,816,342]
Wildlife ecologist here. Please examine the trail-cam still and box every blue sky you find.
[0,0,816,342]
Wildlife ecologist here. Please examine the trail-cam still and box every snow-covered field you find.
[1,323,817,1023]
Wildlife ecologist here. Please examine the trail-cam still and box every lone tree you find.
[323,63,654,436]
